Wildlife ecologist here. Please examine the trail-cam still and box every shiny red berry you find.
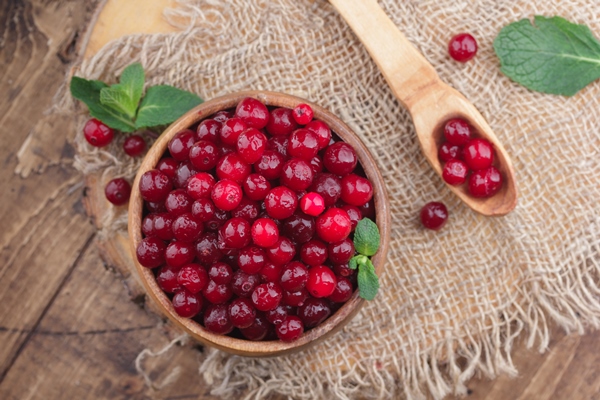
[251,218,280,248]
[280,261,309,292]
[172,289,202,318]
[243,173,271,201]
[165,241,195,268]
[203,280,233,304]
[195,232,223,264]
[105,178,131,205]
[235,97,269,129]
[448,33,478,62]
[238,246,267,274]
[328,277,353,303]
[216,152,251,183]
[306,120,331,150]
[220,117,247,146]
[211,179,243,211]
[204,304,234,334]
[438,143,463,162]
[168,129,195,161]
[239,314,269,341]
[463,139,494,170]
[281,158,314,191]
[316,207,352,243]
[288,129,319,160]
[231,197,259,221]
[266,237,296,266]
[309,173,342,206]
[231,270,261,298]
[266,107,298,136]
[237,128,267,164]
[251,282,283,311]
[142,213,174,241]
[340,174,373,206]
[156,157,178,181]
[136,237,166,268]
[298,297,331,328]
[189,140,219,171]
[254,150,285,180]
[444,119,471,145]
[259,262,282,283]
[292,103,314,125]
[173,162,198,189]
[172,213,203,242]
[340,205,361,231]
[218,217,251,249]
[468,166,503,198]
[156,265,182,293]
[300,192,326,216]
[282,212,315,244]
[306,265,337,298]
[208,262,233,284]
[420,202,448,230]
[83,118,114,147]
[187,172,216,200]
[264,186,298,219]
[300,239,328,266]
[123,135,146,157]
[276,316,304,341]
[323,142,357,176]
[139,170,173,202]
[165,189,193,216]
[328,238,354,264]
[443,159,469,185]
[228,298,257,328]
[196,119,221,142]
[177,263,208,294]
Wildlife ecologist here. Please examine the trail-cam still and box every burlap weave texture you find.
[68,0,600,398]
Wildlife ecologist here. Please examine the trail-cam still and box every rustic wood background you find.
[0,1,599,399]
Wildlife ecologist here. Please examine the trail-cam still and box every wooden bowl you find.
[128,91,390,356]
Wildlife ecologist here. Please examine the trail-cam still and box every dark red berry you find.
[420,202,448,230]
[448,33,478,62]
[205,208,230,231]
[168,129,195,161]
[323,142,357,176]
[105,178,131,205]
[276,316,304,341]
[123,135,146,157]
[165,189,193,216]
[237,128,267,164]
[146,201,167,213]
[231,197,259,221]
[309,155,323,175]
[235,97,269,129]
[228,298,257,328]
[220,117,247,146]
[266,107,298,136]
[444,118,471,145]
[156,265,182,293]
[306,120,332,150]
[216,153,251,183]
[282,212,315,244]
[359,199,375,220]
[165,241,195,268]
[203,280,233,304]
[240,314,269,340]
[298,297,331,328]
[139,170,173,202]
[142,213,174,241]
[231,270,261,298]
[340,174,373,206]
[306,265,337,298]
[292,103,314,125]
[333,263,355,278]
[328,238,354,264]
[251,282,283,311]
[468,166,503,198]
[177,263,208,294]
[83,118,114,147]
[195,232,223,264]
[196,119,222,142]
[251,218,280,248]
[265,186,298,219]
[266,304,292,326]
[300,239,328,266]
[316,207,352,243]
[279,261,309,292]
[189,140,219,171]
[309,173,342,206]
[254,150,285,180]
[442,159,469,185]
[243,173,271,201]
[259,262,282,283]
[282,288,309,307]
[328,277,353,303]
[340,205,361,231]
[281,158,314,191]
[238,246,266,274]
[187,172,216,200]
[136,237,166,268]
[173,162,198,188]
[300,192,325,216]
[438,143,463,162]
[463,139,494,170]
[204,304,234,334]
[172,213,203,242]
[288,129,319,160]
[218,217,251,249]
[172,289,202,318]
[208,262,233,284]
[211,179,243,211]
[156,157,178,181]
[266,136,289,157]
[266,237,296,266]
[213,110,233,123]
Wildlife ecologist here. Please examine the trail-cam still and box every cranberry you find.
[203,280,233,304]
[168,129,195,161]
[218,217,251,249]
[251,282,283,311]
[220,117,248,146]
[265,186,298,219]
[266,304,292,326]
[105,178,131,205]
[211,179,243,211]
[165,241,195,268]
[300,239,328,266]
[172,289,202,318]
[146,201,167,213]
[218,145,236,157]
[266,136,289,157]
[208,262,233,284]
[438,143,463,162]
[235,97,270,129]
[165,189,193,216]
[172,213,203,242]
[280,261,309,292]
[213,110,233,123]
[204,304,234,334]
[340,174,373,206]
[237,128,267,164]
[306,120,332,150]
[360,199,376,220]
[254,150,285,180]
[282,288,309,307]
[266,107,298,136]
[328,238,354,264]
[323,142,357,175]
[276,316,304,341]
[205,208,230,231]
[157,157,178,181]
[123,135,146,157]
[139,170,173,202]
[266,237,296,266]
[240,314,269,340]
[308,155,323,175]
[177,264,208,294]
[298,297,331,328]
[189,141,219,171]
[251,218,280,248]
[316,207,352,243]
[340,205,361,231]
[136,237,166,268]
[231,270,261,298]
[156,265,182,293]
[228,298,256,328]
[215,153,250,183]
[83,118,114,147]
[288,129,319,160]
[281,158,314,191]
[306,265,337,298]
[142,213,174,241]
[195,232,223,264]
[468,166,503,198]
[443,159,469,185]
[333,263,355,277]
[243,174,271,201]
[196,119,221,142]
[309,173,342,206]
[444,118,471,145]
[238,246,266,274]
[328,277,353,303]
[231,197,259,221]
[282,212,315,244]
[259,262,282,282]
[420,202,448,230]
[186,173,216,200]
[463,139,494,170]
[292,103,314,125]
[173,162,198,188]
[448,33,478,62]
[300,192,326,216]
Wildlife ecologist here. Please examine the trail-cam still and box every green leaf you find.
[70,76,136,132]
[494,16,600,96]
[135,85,203,129]
[353,218,381,256]
[349,256,359,270]
[100,63,145,118]
[357,259,379,301]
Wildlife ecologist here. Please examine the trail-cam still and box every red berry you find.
[438,143,463,162]
[266,136,289,157]
[309,173,342,206]
[142,213,174,241]
[266,237,296,266]
[191,198,216,222]
[177,264,208,294]
[300,239,328,266]
[264,186,298,219]
[172,289,202,318]
[208,262,233,284]
[195,232,223,264]
[266,304,292,326]
[146,201,167,213]
[139,170,173,202]
[266,107,298,136]
[156,157,178,181]
[203,280,233,304]
[211,179,243,211]
[235,97,269,129]
[444,119,471,145]
[276,316,304,342]
[239,314,269,340]
[442,159,469,185]
[196,119,221,142]
[204,304,234,334]
[218,217,251,249]
[156,265,182,293]
[231,270,261,298]
[165,189,193,216]
[165,241,195,268]
[237,128,267,164]
[251,218,280,248]
[282,288,309,307]
[168,129,195,161]
[213,110,233,123]
[172,213,203,242]
[216,152,251,183]
[281,158,314,191]
[463,139,494,170]
[220,117,247,146]
[306,265,337,298]
[254,150,285,180]
[316,208,352,243]
[173,162,198,189]
[231,197,259,221]
[448,33,478,62]
[228,298,256,328]
[328,277,354,303]
[251,282,283,311]
[292,103,314,125]
[420,202,448,230]
[189,140,220,171]
[105,178,131,205]
[243,174,271,201]
[300,192,326,216]
[306,120,331,150]
[123,135,146,157]
[237,246,267,274]
[308,155,323,175]
[323,142,357,176]
[328,238,354,264]
[340,174,373,206]
[205,208,230,231]
[288,129,319,160]
[468,166,503,198]
[83,118,114,147]
[333,263,355,278]
[280,261,309,292]
[187,172,216,200]
[298,297,331,328]
[136,237,166,268]
[282,212,315,244]
[340,205,361,231]
[259,262,282,283]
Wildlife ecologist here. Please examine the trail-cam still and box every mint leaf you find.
[135,85,203,129]
[349,256,359,270]
[357,259,379,301]
[494,16,600,96]
[353,218,380,256]
[99,62,144,118]
[70,77,136,132]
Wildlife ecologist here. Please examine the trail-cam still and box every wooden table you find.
[1,1,599,399]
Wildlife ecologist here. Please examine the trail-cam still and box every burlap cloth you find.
[61,0,600,398]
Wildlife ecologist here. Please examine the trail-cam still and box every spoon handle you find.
[329,0,441,108]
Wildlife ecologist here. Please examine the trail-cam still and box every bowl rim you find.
[128,90,391,357]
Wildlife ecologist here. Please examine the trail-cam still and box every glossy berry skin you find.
[231,270,261,298]
[238,246,267,274]
[279,261,309,292]
[218,217,251,249]
[254,150,285,180]
[172,289,202,318]
[468,166,503,198]
[136,237,166,268]
[156,158,178,181]
[288,129,319,160]
[266,107,298,136]
[328,277,354,303]
[300,239,328,266]
[205,209,230,231]
[177,264,208,294]
[448,33,478,62]
[243,174,271,201]
[123,135,146,157]
[240,314,270,341]
[282,288,309,307]
[228,298,257,328]
[259,262,282,283]
[231,197,259,221]
[216,153,251,183]
[208,262,233,284]
[251,282,283,311]
[306,265,337,298]
[340,174,373,206]
[189,140,220,171]
[328,238,354,264]
[309,156,323,175]
[196,119,221,142]
[292,103,314,125]
[333,263,355,278]
[264,186,298,219]
[282,212,315,244]
[251,218,280,248]
[156,265,182,293]
[211,179,243,211]
[142,213,174,241]
[83,118,114,147]
[165,189,193,216]
[463,139,494,170]
[266,136,289,157]
[146,201,167,213]
[237,128,267,164]
[444,119,471,145]
[220,118,247,146]
[266,237,296,266]
[300,192,326,216]
[165,241,195,268]
[203,280,233,304]
[168,129,195,161]
[276,316,304,342]
[173,162,198,189]
[438,143,462,162]
[420,202,448,230]
[442,159,469,185]
[204,304,234,334]
[139,170,173,202]
[187,172,216,200]
[316,207,352,243]
[323,142,357,176]
[195,232,223,264]
[281,158,314,191]
[298,297,331,328]
[266,304,292,326]
[172,213,203,242]
[213,110,233,123]
[105,178,131,205]
[306,120,332,150]
[341,205,361,231]
[235,97,270,129]
[309,173,342,206]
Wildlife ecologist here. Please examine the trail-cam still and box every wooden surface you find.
[0,0,598,399]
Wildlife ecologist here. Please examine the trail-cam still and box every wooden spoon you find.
[329,0,517,216]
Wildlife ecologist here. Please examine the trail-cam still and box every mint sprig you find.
[494,16,600,96]
[70,63,203,132]
[349,218,381,301]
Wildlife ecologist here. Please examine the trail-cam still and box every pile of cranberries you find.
[439,118,503,198]
[135,97,376,342]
